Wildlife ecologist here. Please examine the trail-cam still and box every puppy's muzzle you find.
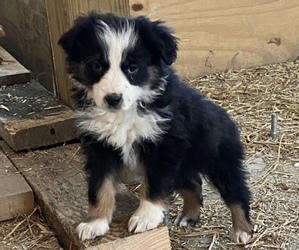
[104,93,123,110]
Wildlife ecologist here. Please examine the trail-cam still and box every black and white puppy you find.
[59,12,253,244]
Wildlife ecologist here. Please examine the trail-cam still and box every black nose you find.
[104,93,123,108]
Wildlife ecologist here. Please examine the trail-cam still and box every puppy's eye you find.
[92,61,102,73]
[128,64,138,74]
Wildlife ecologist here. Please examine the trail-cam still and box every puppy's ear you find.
[135,16,178,65]
[58,16,95,62]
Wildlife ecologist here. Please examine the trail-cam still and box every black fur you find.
[59,12,252,242]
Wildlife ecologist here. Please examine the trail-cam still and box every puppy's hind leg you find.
[207,154,253,244]
[174,177,203,227]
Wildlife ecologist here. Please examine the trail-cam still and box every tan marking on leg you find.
[139,179,169,208]
[229,203,253,244]
[178,189,202,220]
[139,181,148,199]
[77,176,116,240]
[86,176,116,222]
[229,204,252,232]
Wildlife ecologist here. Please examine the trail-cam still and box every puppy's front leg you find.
[77,176,116,240]
[128,141,178,233]
[128,182,167,233]
[77,140,120,240]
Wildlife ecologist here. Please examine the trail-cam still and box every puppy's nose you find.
[104,93,123,109]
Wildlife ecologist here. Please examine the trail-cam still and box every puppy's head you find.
[58,12,178,111]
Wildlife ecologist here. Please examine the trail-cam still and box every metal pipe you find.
[271,112,278,140]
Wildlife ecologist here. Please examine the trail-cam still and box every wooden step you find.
[0,45,30,85]
[0,142,171,250]
[0,80,77,151]
[0,148,34,221]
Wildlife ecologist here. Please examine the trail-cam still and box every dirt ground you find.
[0,60,298,249]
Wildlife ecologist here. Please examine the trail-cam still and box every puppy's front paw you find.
[231,230,252,244]
[128,200,165,233]
[76,218,109,240]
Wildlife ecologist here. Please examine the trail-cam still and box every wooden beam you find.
[0,46,30,85]
[45,0,72,106]
[129,0,299,79]
[86,227,170,250]
[0,0,55,92]
[0,142,171,250]
[0,149,34,221]
[0,80,76,151]
[45,0,130,107]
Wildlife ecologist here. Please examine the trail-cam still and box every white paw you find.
[174,212,199,227]
[231,230,252,244]
[174,215,188,227]
[128,200,165,233]
[76,218,109,241]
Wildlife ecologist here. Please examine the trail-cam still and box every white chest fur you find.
[75,107,169,169]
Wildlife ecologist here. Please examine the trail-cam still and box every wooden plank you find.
[0,0,55,92]
[0,80,77,151]
[0,148,34,221]
[130,0,299,79]
[86,227,170,250]
[0,142,171,250]
[46,0,130,107]
[45,0,73,106]
[0,46,30,85]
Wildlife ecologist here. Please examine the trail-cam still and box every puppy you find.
[59,12,253,243]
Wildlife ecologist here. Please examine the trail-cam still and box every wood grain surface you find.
[0,46,30,85]
[0,149,34,221]
[0,81,76,151]
[130,0,299,78]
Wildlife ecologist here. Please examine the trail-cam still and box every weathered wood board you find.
[0,0,54,92]
[0,46,30,85]
[86,227,170,250]
[0,142,171,250]
[130,0,299,79]
[0,148,34,221]
[0,80,77,151]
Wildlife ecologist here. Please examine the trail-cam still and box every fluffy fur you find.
[59,12,253,244]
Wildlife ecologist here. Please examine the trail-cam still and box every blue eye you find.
[128,64,138,74]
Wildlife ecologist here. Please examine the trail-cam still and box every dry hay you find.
[0,207,61,250]
[1,60,298,250]
[167,60,299,249]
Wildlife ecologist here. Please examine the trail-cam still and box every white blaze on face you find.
[75,19,171,168]
[92,20,139,110]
